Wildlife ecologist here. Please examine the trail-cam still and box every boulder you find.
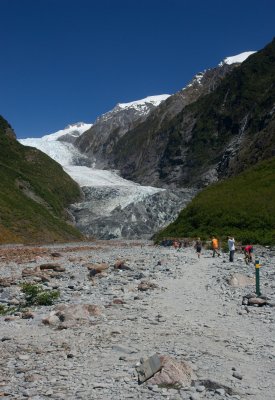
[114,260,131,270]
[86,263,109,277]
[112,298,125,305]
[51,252,62,258]
[227,273,255,287]
[147,355,196,387]
[22,311,35,319]
[39,264,66,272]
[136,354,162,383]
[248,297,267,306]
[54,303,102,321]
[42,315,60,326]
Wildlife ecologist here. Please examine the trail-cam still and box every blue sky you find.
[1,0,274,138]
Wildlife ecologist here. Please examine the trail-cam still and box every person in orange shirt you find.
[211,236,220,257]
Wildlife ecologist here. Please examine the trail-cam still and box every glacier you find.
[18,96,193,239]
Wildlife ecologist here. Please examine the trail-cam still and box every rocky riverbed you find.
[0,241,274,400]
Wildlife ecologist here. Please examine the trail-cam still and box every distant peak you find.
[116,94,170,109]
[64,122,88,129]
[219,51,256,66]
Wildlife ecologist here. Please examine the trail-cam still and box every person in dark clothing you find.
[195,237,202,258]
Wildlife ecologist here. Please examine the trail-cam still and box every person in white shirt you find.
[228,236,235,262]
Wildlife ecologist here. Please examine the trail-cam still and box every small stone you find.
[190,394,200,400]
[1,336,12,342]
[215,388,225,395]
[8,298,20,305]
[232,371,243,380]
[18,354,30,361]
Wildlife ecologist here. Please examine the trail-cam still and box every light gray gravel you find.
[0,241,274,399]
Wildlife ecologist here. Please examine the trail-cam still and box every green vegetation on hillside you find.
[155,157,275,245]
[0,115,83,243]
[182,38,275,179]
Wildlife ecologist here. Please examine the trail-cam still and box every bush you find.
[21,283,60,306]
[0,304,17,315]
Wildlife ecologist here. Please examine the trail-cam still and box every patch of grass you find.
[21,283,60,306]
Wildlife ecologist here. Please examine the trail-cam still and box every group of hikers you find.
[196,236,253,263]
[168,236,254,264]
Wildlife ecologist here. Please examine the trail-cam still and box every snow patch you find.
[219,51,256,66]
[117,94,170,109]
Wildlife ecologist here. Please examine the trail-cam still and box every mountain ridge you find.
[110,40,274,188]
[0,116,83,244]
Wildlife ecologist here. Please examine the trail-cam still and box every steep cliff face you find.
[75,95,170,167]
[111,62,242,187]
[112,40,274,188]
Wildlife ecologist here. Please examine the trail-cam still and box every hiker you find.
[228,236,235,262]
[194,237,202,258]
[244,244,253,264]
[211,236,220,257]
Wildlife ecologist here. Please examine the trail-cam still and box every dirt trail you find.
[0,242,274,400]
[149,250,275,399]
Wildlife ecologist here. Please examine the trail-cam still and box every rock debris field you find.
[0,241,274,400]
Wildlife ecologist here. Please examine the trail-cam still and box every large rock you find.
[227,273,255,287]
[54,303,102,321]
[147,355,196,387]
[39,264,66,272]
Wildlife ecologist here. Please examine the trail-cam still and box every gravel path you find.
[0,241,274,400]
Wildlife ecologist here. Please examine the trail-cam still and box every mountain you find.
[0,116,83,244]
[110,40,275,188]
[155,156,275,245]
[20,115,196,240]
[105,55,254,186]
[75,95,170,167]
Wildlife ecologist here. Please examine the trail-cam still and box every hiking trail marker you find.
[255,259,261,296]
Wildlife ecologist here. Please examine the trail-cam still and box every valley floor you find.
[0,241,274,400]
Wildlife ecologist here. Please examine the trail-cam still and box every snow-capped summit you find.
[219,51,256,66]
[96,94,170,124]
[116,94,170,110]
[40,122,92,142]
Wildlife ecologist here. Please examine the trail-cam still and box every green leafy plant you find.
[0,304,17,315]
[21,283,60,306]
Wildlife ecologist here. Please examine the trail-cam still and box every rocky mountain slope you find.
[0,116,83,244]
[75,95,170,167]
[111,40,274,188]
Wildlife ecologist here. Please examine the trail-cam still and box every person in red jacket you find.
[244,244,253,264]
